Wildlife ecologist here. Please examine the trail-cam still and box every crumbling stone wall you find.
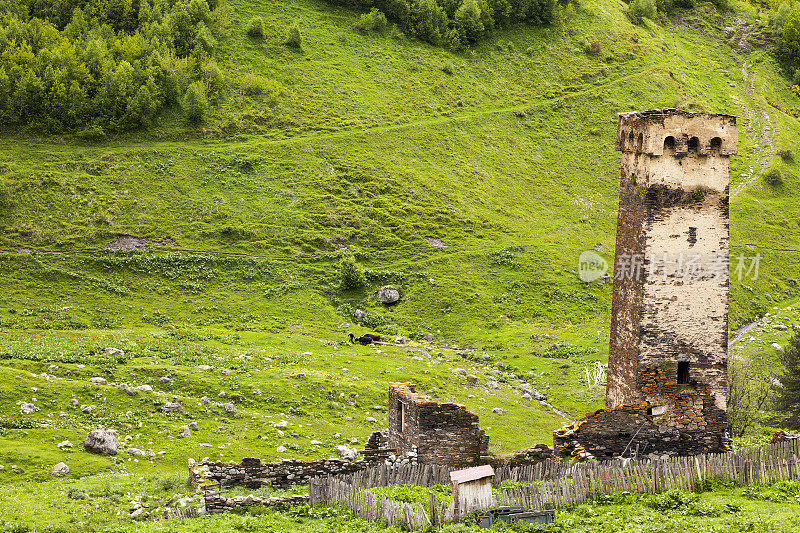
[387,383,488,467]
[556,110,736,459]
[189,457,371,489]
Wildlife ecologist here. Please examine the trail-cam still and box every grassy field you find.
[1,0,799,529]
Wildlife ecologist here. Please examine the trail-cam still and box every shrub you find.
[629,0,656,22]
[241,73,266,96]
[182,81,210,123]
[246,16,266,38]
[585,40,601,54]
[778,149,793,160]
[777,11,800,71]
[339,255,366,290]
[764,168,783,186]
[355,8,389,33]
[285,24,302,48]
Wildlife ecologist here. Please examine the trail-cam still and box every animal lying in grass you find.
[348,333,382,345]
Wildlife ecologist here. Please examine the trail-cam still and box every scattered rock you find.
[127,447,146,456]
[376,285,400,304]
[221,369,231,376]
[310,440,322,445]
[159,377,172,384]
[57,440,73,449]
[466,374,478,384]
[123,387,137,396]
[136,385,153,392]
[276,445,287,453]
[178,426,191,438]
[161,402,184,414]
[130,507,149,519]
[336,445,358,460]
[353,309,365,322]
[84,429,118,455]
[105,347,124,357]
[491,407,504,414]
[198,365,211,371]
[452,368,468,376]
[199,396,209,404]
[70,399,79,407]
[366,416,377,423]
[80,405,95,413]
[775,324,788,331]
[290,372,306,379]
[223,403,235,413]
[275,420,289,428]
[51,462,69,476]
[188,421,199,431]
[20,403,36,415]
[486,380,499,390]
[424,236,445,247]
[772,343,784,352]
[422,333,434,342]
[395,336,411,345]
[89,377,108,386]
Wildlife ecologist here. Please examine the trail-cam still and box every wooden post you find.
[429,491,438,527]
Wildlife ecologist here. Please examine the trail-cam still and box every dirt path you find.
[731,61,776,199]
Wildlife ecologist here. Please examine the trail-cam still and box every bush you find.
[355,8,389,33]
[182,81,210,123]
[629,0,657,22]
[764,168,784,186]
[339,255,366,290]
[285,24,302,48]
[777,11,800,71]
[241,73,266,96]
[778,149,793,160]
[246,16,266,38]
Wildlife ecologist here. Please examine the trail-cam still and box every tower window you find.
[663,136,675,154]
[710,137,722,152]
[687,137,699,153]
[688,227,697,245]
[636,133,644,152]
[677,361,690,385]
[397,400,405,433]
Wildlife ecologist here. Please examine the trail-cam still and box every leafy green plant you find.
[247,16,266,38]
[182,82,210,123]
[339,255,367,290]
[285,24,303,48]
[355,8,389,33]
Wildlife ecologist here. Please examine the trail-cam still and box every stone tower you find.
[554,110,737,459]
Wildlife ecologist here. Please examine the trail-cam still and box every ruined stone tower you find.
[554,110,737,459]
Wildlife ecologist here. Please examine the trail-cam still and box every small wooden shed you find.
[450,464,494,518]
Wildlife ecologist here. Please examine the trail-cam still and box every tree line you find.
[0,0,222,133]
[330,0,568,48]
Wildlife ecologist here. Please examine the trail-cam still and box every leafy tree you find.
[776,333,800,427]
[455,0,487,43]
[182,80,208,123]
[777,11,800,71]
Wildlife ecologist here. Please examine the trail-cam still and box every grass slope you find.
[0,0,799,529]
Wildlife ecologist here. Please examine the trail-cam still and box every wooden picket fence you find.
[309,440,800,530]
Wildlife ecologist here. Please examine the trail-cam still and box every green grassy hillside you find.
[1,0,800,529]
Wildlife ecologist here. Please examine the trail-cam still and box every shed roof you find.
[449,465,495,484]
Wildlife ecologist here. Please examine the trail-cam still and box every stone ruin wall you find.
[556,110,736,459]
[387,383,489,467]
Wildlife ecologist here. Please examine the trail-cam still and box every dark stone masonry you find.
[189,457,371,489]
[554,110,736,460]
[387,383,490,467]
